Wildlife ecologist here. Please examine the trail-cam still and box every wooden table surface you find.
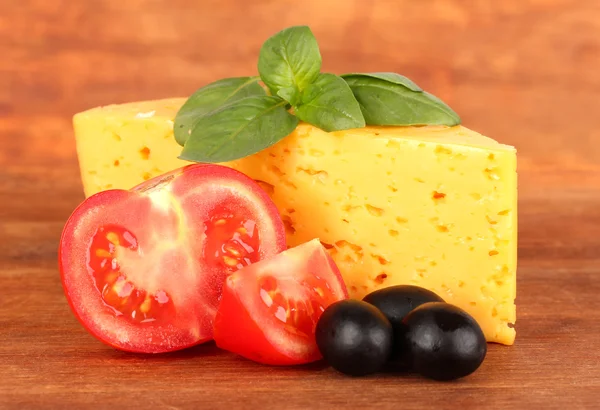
[1,1,600,409]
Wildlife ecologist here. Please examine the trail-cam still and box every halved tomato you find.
[59,164,286,353]
[213,239,348,365]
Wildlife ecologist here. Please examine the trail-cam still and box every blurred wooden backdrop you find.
[1,0,599,170]
[2,2,600,407]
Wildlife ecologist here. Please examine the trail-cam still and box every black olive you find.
[363,285,444,365]
[401,302,487,381]
[363,285,444,330]
[315,300,393,376]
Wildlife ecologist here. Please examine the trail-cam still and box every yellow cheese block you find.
[74,98,517,345]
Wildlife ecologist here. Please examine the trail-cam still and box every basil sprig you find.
[258,25,321,103]
[180,96,298,163]
[342,73,460,126]
[174,77,266,146]
[295,73,365,131]
[175,26,461,163]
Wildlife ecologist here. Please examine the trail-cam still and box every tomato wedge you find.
[59,164,286,353]
[214,239,348,365]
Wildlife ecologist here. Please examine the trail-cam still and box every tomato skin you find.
[59,164,286,353]
[59,191,178,354]
[214,283,291,365]
[214,240,349,365]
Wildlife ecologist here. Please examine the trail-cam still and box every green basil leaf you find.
[341,72,422,92]
[179,96,298,163]
[174,77,265,146]
[343,76,460,126]
[294,73,365,132]
[277,85,300,106]
[258,26,322,96]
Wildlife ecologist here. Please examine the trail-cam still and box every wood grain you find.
[1,0,600,409]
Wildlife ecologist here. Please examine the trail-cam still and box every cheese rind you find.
[74,98,517,344]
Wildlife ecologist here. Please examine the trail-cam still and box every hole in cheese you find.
[282,180,297,189]
[269,165,284,177]
[140,147,151,160]
[372,254,389,265]
[343,204,361,212]
[320,241,334,250]
[366,204,384,216]
[432,191,447,201]
[282,215,296,235]
[374,273,388,284]
[335,240,362,253]
[297,167,328,182]
[486,215,498,224]
[254,180,275,196]
[435,145,453,155]
[484,167,500,181]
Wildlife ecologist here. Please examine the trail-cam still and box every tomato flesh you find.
[88,225,176,325]
[258,273,334,339]
[60,164,286,353]
[204,213,261,273]
[214,239,348,365]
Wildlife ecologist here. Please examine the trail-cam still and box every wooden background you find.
[1,0,599,408]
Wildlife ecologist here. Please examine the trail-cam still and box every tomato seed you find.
[95,249,112,258]
[88,224,175,325]
[139,297,152,313]
[223,256,239,267]
[224,244,242,257]
[106,232,121,246]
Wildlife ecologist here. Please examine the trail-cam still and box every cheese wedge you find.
[73,98,517,344]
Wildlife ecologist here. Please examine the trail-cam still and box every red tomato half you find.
[59,164,286,353]
[214,239,348,365]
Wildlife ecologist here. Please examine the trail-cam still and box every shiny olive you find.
[315,300,393,377]
[363,285,444,364]
[363,285,444,330]
[402,302,487,381]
